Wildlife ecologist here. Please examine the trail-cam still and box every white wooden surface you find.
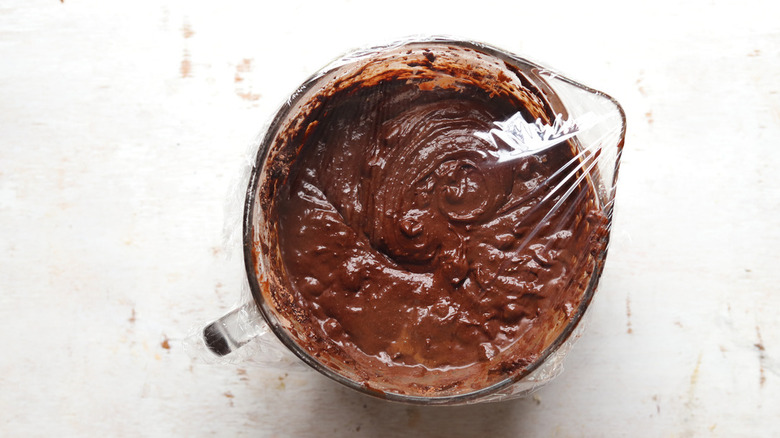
[1,1,779,436]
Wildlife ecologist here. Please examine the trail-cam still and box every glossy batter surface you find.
[269,77,606,385]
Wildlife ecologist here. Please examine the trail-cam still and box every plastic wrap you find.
[189,36,625,405]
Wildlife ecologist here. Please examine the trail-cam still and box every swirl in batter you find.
[268,76,606,391]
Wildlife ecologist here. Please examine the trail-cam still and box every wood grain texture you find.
[1,0,778,436]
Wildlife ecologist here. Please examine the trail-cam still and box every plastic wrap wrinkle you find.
[480,113,597,162]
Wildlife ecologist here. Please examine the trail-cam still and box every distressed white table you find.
[1,1,778,436]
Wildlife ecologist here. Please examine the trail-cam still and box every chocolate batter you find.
[254,47,608,396]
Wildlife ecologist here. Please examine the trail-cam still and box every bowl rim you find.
[242,36,625,405]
